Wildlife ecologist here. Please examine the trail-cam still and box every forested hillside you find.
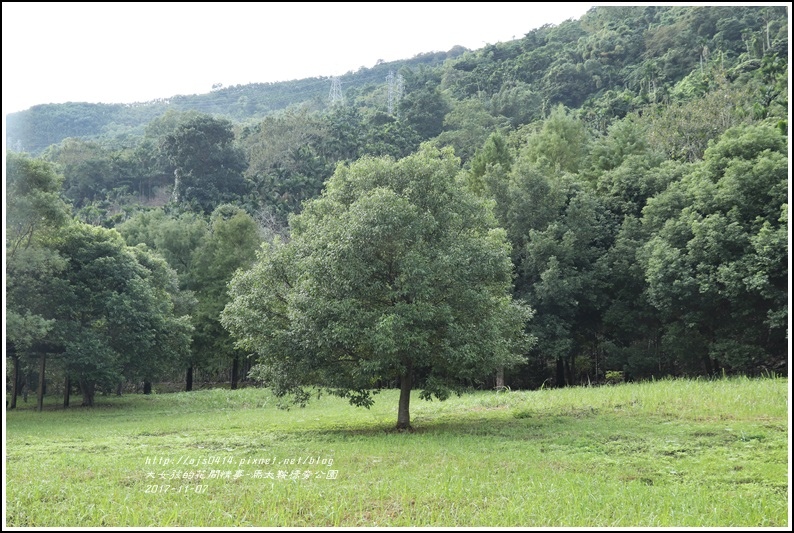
[6,48,466,154]
[6,6,788,409]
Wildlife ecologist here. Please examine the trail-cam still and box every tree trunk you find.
[396,361,413,430]
[37,355,46,412]
[63,376,71,408]
[10,354,19,409]
[702,354,714,376]
[186,366,193,392]
[556,357,565,387]
[143,381,152,395]
[765,18,771,51]
[495,367,505,389]
[116,381,123,396]
[80,379,95,407]
[231,356,239,390]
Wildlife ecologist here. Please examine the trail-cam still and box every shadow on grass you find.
[306,410,601,441]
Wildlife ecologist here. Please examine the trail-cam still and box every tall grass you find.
[5,376,789,527]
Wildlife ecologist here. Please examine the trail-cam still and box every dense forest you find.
[5,6,789,412]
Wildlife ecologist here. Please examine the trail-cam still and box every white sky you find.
[2,2,593,115]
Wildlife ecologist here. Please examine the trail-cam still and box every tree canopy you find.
[222,145,531,428]
[41,223,192,405]
[160,115,249,213]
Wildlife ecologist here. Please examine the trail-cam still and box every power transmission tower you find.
[329,77,343,106]
[171,169,181,204]
[387,70,395,114]
[394,72,404,116]
[386,71,405,116]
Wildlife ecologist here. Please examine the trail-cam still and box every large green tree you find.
[117,205,261,390]
[6,152,71,258]
[521,104,591,175]
[160,114,249,213]
[434,98,507,163]
[639,122,788,374]
[187,205,262,389]
[398,68,450,140]
[117,209,204,388]
[517,177,616,386]
[6,152,71,408]
[46,223,192,405]
[222,145,531,429]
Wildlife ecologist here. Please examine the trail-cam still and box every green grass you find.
[4,376,790,527]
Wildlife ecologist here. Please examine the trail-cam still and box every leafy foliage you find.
[160,115,249,213]
[223,146,532,427]
[116,205,262,385]
[639,123,788,375]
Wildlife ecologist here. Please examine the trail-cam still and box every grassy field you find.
[4,376,790,527]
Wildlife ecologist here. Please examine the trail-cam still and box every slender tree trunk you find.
[496,367,505,389]
[712,357,721,377]
[702,354,714,376]
[231,357,239,390]
[765,18,771,51]
[556,357,565,387]
[10,355,19,409]
[80,379,95,407]
[186,366,193,392]
[396,361,413,430]
[63,376,71,408]
[37,355,46,412]
[116,381,123,396]
[143,381,152,395]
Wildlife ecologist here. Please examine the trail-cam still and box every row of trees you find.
[215,112,786,428]
[468,113,787,388]
[116,204,262,390]
[6,115,787,423]
[6,153,192,407]
[6,150,265,407]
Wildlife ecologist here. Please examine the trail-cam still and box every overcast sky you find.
[2,2,593,115]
